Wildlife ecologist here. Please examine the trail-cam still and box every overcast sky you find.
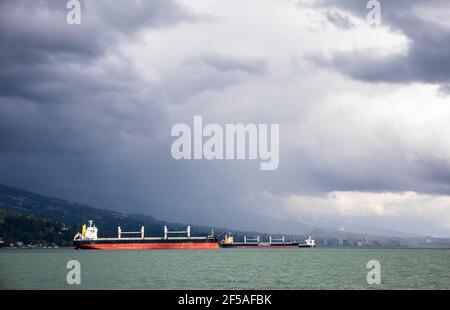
[1,0,450,237]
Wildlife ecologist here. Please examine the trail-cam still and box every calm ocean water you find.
[0,248,449,289]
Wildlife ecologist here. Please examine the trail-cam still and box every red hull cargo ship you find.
[73,221,219,250]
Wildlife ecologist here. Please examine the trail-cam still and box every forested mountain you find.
[2,184,447,248]
[0,184,269,247]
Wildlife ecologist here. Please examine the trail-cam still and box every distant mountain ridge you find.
[1,184,447,248]
[0,184,292,246]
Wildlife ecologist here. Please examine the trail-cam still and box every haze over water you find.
[1,248,449,290]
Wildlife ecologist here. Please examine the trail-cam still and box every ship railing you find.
[118,226,145,239]
[164,225,191,239]
[269,236,286,244]
[243,236,260,244]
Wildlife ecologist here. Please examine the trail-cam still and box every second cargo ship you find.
[73,221,219,250]
[220,234,306,248]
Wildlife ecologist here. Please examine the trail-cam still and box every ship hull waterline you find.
[220,245,300,249]
[220,242,301,249]
[73,238,220,250]
[75,243,219,250]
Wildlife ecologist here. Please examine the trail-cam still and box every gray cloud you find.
[1,0,450,237]
[0,0,255,228]
[0,0,195,97]
[326,11,355,29]
[314,0,450,86]
[0,0,191,65]
[0,0,194,146]
[439,83,450,95]
[199,53,268,75]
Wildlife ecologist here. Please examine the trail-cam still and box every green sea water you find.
[0,248,449,290]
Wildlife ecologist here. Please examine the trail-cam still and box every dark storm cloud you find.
[0,0,194,98]
[0,0,196,202]
[0,0,257,228]
[1,0,450,237]
[96,0,196,31]
[314,0,450,85]
[0,0,194,77]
